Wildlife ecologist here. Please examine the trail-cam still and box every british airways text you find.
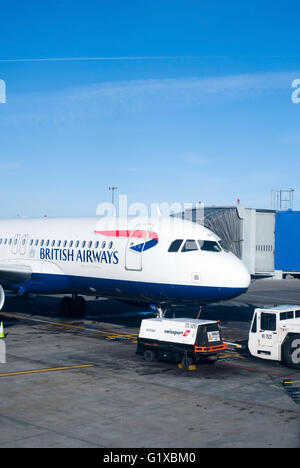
[40,248,119,264]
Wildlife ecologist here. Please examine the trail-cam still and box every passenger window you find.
[95,241,99,249]
[30,239,33,246]
[102,241,106,249]
[88,241,92,248]
[75,241,79,248]
[168,239,183,252]
[82,241,86,248]
[69,240,73,248]
[181,240,198,252]
[108,241,113,249]
[51,240,55,247]
[57,240,61,247]
[35,239,39,246]
[260,313,276,331]
[198,240,222,252]
[63,240,67,247]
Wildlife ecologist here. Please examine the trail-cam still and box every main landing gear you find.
[60,294,86,318]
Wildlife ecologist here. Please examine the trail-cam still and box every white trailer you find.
[248,305,300,369]
[136,317,227,367]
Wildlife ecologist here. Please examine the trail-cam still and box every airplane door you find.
[125,224,151,271]
[20,234,29,255]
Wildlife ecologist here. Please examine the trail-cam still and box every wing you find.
[0,263,32,283]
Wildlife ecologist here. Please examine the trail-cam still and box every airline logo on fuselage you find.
[40,248,119,264]
[94,230,159,252]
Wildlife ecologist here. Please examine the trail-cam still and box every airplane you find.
[0,215,250,317]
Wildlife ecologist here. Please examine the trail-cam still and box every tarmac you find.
[0,279,299,448]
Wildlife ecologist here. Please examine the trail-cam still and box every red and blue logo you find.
[94,230,159,252]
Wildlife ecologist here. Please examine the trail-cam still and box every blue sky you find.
[0,0,300,217]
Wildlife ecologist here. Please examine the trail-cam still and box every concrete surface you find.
[0,279,299,448]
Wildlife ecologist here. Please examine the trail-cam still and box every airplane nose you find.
[237,261,251,289]
[231,255,251,290]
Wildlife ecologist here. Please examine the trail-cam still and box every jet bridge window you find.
[168,239,183,252]
[198,240,222,252]
[181,240,198,252]
[296,310,300,318]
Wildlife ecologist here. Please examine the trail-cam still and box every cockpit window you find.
[181,239,198,252]
[218,239,229,252]
[168,239,183,252]
[198,240,222,252]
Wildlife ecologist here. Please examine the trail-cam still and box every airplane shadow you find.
[0,294,255,328]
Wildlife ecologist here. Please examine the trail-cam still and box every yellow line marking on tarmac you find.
[0,364,94,377]
[0,311,138,339]
[219,351,246,360]
[53,322,138,339]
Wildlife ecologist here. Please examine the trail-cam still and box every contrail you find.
[0,56,208,63]
[0,55,275,63]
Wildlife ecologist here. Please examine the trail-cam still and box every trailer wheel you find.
[204,355,218,365]
[282,334,300,369]
[143,349,156,362]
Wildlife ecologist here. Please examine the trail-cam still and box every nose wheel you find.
[60,295,86,318]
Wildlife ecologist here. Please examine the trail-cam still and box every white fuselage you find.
[0,216,250,305]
